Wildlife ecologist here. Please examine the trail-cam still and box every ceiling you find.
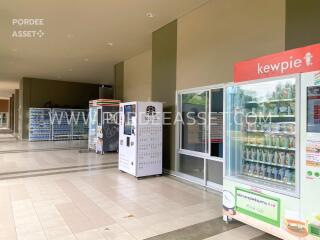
[0,0,208,93]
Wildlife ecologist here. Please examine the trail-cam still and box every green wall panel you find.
[152,20,177,171]
[114,62,124,101]
[285,0,320,49]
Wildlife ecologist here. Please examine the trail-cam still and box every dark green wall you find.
[114,62,124,101]
[152,20,177,171]
[10,95,14,131]
[18,78,24,139]
[285,0,320,49]
[14,89,19,135]
[25,78,99,108]
[20,77,99,139]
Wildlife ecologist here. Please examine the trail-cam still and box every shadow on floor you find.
[144,217,244,240]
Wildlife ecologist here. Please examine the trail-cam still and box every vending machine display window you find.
[97,108,102,126]
[307,86,320,133]
[225,77,297,195]
[88,107,98,150]
[124,104,135,135]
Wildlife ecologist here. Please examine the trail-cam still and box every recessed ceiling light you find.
[84,58,89,62]
[67,34,74,38]
[146,12,155,18]
[106,42,113,46]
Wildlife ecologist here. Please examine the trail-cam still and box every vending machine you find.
[88,104,98,150]
[88,99,120,153]
[119,101,163,178]
[223,44,320,239]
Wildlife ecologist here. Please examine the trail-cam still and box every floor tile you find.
[0,140,273,240]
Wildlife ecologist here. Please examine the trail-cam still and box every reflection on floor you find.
[0,140,279,240]
[0,139,88,152]
[0,150,118,180]
[0,130,15,142]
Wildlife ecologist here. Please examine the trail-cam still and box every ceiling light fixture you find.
[106,42,113,46]
[146,12,155,18]
[84,58,89,62]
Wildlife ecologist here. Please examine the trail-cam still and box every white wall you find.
[176,0,286,90]
[124,50,152,101]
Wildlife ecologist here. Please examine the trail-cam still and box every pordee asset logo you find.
[257,52,313,75]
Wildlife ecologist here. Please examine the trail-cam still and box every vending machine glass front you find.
[124,104,136,135]
[225,77,298,195]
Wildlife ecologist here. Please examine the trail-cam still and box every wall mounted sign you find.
[234,44,320,82]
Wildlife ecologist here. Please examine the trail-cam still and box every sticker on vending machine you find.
[306,140,320,167]
[314,71,320,86]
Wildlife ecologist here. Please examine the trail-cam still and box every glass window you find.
[207,160,223,185]
[179,154,204,179]
[181,91,208,153]
[210,89,224,158]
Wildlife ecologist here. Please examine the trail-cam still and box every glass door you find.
[176,87,224,191]
[207,88,224,189]
[178,90,208,181]
[225,77,298,196]
[180,91,208,153]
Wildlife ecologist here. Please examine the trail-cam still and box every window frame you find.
[175,83,226,192]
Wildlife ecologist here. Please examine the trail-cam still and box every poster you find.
[306,139,320,167]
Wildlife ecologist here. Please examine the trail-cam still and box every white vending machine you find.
[223,43,320,239]
[119,101,163,178]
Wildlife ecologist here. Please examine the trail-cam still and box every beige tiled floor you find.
[0,165,226,240]
[0,138,265,240]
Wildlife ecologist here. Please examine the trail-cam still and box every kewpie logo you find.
[234,44,320,83]
[304,52,313,66]
[257,52,314,75]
